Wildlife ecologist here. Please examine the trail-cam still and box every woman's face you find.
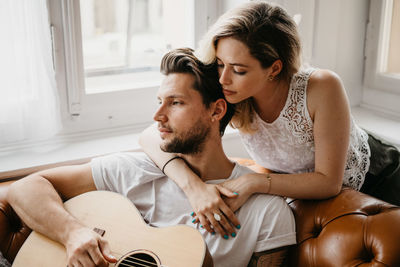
[215,37,272,104]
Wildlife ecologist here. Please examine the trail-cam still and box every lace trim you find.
[343,123,371,190]
[281,69,314,144]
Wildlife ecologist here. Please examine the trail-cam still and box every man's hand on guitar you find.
[65,226,117,267]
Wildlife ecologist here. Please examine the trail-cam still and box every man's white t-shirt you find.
[91,152,296,267]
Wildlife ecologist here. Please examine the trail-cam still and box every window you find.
[48,0,218,134]
[81,0,185,94]
[363,0,400,116]
[387,0,400,74]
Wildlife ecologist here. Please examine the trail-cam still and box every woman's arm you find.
[139,123,240,237]
[223,69,349,200]
[277,69,349,198]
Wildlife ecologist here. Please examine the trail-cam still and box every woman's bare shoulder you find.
[309,69,342,88]
[306,69,348,118]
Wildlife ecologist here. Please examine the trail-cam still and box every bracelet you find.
[266,173,272,194]
[162,156,183,174]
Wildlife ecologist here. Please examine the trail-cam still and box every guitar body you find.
[13,191,212,267]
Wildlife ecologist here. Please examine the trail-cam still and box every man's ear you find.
[210,99,227,122]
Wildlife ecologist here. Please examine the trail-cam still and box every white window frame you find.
[48,0,219,135]
[363,0,400,117]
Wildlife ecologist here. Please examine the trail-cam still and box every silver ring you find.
[214,212,222,221]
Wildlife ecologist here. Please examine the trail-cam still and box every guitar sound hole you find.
[116,250,160,267]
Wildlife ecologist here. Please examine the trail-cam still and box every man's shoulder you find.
[92,152,161,173]
[94,151,148,162]
[114,151,154,163]
[230,162,255,178]
[91,151,166,191]
[239,193,295,235]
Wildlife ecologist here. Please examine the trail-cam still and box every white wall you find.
[311,0,369,106]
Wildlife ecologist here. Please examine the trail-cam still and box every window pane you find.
[80,0,189,94]
[387,0,400,74]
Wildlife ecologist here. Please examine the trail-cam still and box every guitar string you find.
[118,262,149,267]
[104,251,159,267]
[118,262,148,267]
[107,251,158,266]
[117,258,157,267]
[120,256,158,266]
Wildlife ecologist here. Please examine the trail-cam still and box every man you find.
[8,48,296,267]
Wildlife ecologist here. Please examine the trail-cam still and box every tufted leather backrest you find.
[233,158,400,267]
[287,188,400,266]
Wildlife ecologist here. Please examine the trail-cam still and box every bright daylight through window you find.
[363,0,400,116]
[80,0,188,94]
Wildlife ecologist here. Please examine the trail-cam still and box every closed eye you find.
[217,62,246,75]
[233,70,246,75]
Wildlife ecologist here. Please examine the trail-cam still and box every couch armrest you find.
[0,181,31,264]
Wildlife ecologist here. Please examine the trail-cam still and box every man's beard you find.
[160,120,211,155]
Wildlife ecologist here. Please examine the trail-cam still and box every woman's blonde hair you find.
[195,1,301,133]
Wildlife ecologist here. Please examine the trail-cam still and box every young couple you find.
[8,2,400,267]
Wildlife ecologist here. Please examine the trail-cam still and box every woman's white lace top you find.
[239,68,371,190]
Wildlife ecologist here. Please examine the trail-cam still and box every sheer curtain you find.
[0,0,61,146]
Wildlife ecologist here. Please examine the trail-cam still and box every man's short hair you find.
[160,48,235,136]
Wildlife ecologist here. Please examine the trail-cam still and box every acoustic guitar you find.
[12,191,213,267]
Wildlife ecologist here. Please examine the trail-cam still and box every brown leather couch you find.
[1,159,400,266]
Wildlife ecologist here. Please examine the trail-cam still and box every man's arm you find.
[247,247,290,267]
[7,163,116,267]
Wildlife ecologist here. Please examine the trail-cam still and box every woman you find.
[140,1,400,238]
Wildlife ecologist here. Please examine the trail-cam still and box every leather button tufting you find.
[312,224,322,238]
[363,204,384,216]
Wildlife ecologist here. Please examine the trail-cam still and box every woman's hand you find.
[187,181,241,239]
[189,173,268,238]
[220,174,258,212]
